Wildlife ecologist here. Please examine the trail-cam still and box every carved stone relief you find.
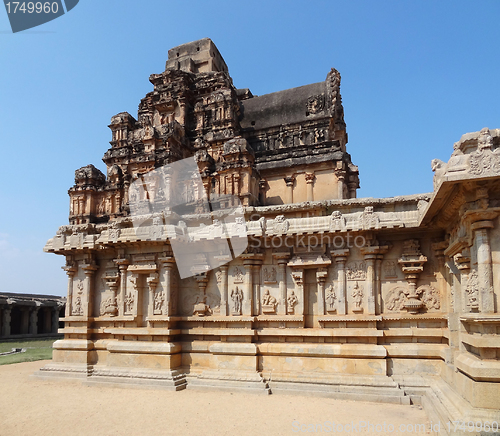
[465,269,479,310]
[262,289,278,314]
[359,206,379,230]
[384,261,397,278]
[274,215,289,234]
[263,267,277,284]
[346,261,366,281]
[233,267,244,284]
[351,282,364,313]
[325,285,337,313]
[72,280,84,316]
[330,210,346,232]
[287,291,299,314]
[231,287,243,315]
[385,284,440,313]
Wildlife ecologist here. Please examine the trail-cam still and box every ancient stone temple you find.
[39,38,499,426]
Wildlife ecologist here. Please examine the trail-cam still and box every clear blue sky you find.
[1,0,499,296]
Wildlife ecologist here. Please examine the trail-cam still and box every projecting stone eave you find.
[420,127,500,229]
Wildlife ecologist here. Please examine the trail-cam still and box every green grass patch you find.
[0,338,55,365]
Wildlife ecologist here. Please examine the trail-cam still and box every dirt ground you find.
[0,360,431,435]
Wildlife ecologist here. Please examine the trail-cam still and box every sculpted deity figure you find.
[262,289,277,307]
[325,285,336,311]
[287,291,299,314]
[231,287,243,314]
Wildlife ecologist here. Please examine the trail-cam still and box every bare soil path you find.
[0,361,430,435]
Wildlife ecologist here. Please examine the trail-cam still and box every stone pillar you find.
[375,255,383,315]
[220,265,229,316]
[51,307,59,334]
[82,262,98,319]
[243,262,253,316]
[305,173,315,201]
[2,307,11,337]
[331,249,349,315]
[252,263,262,316]
[147,273,159,318]
[471,220,495,313]
[161,258,174,316]
[432,241,450,313]
[115,258,129,317]
[334,169,346,199]
[21,308,30,335]
[316,268,328,315]
[362,252,377,315]
[44,308,52,333]
[284,175,295,204]
[29,307,39,335]
[63,262,77,318]
[277,258,288,315]
[454,251,472,313]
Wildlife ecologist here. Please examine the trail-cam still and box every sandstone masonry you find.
[38,38,500,431]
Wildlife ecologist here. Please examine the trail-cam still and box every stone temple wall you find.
[38,38,500,429]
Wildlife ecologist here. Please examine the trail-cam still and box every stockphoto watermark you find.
[248,232,366,251]
[128,156,248,280]
[128,156,368,279]
[291,420,431,433]
[3,0,79,33]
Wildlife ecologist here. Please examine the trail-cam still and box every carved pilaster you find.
[115,258,129,317]
[471,220,495,313]
[159,256,175,316]
[284,175,295,204]
[331,249,349,315]
[62,261,77,318]
[316,268,328,315]
[273,251,290,315]
[220,265,229,316]
[252,263,262,316]
[432,240,449,312]
[82,261,98,318]
[243,261,253,316]
[305,172,315,201]
[454,251,473,313]
[147,273,159,318]
[334,168,346,199]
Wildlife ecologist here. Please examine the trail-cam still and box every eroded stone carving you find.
[384,261,397,278]
[359,206,379,230]
[385,284,440,313]
[287,291,298,314]
[233,267,244,284]
[193,295,211,316]
[346,261,366,281]
[124,292,135,315]
[215,270,222,284]
[466,269,480,310]
[330,210,346,231]
[325,285,337,313]
[262,289,278,314]
[72,281,84,316]
[274,215,289,234]
[231,287,243,315]
[351,282,364,313]
[306,95,325,115]
[263,267,277,284]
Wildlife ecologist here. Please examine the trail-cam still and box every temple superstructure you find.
[40,39,500,429]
